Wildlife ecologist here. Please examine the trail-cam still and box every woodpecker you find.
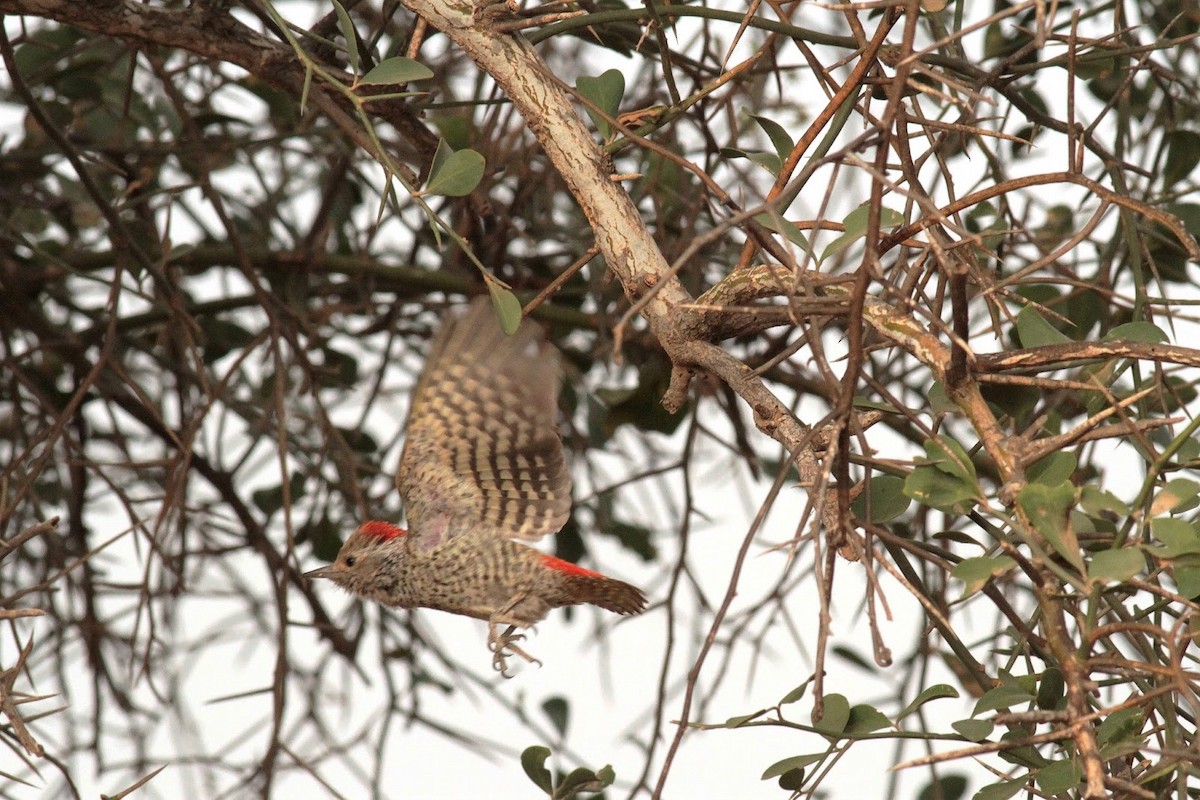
[305,298,646,675]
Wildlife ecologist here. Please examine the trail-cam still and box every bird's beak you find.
[304,565,336,580]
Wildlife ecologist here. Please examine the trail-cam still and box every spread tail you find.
[565,573,647,615]
[541,554,647,615]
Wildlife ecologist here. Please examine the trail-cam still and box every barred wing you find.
[397,298,573,550]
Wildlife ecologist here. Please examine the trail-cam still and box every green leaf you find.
[1096,707,1144,745]
[723,709,766,728]
[1079,486,1129,517]
[972,683,1034,716]
[899,684,960,719]
[1163,130,1200,186]
[852,474,910,523]
[251,472,306,517]
[927,380,956,416]
[951,556,1015,598]
[542,697,569,737]
[1105,321,1168,343]
[779,680,812,705]
[199,317,257,364]
[1017,481,1083,572]
[335,425,378,453]
[905,437,979,511]
[1175,566,1200,598]
[720,714,758,729]
[749,113,794,163]
[1087,548,1143,585]
[934,529,983,547]
[812,693,849,737]
[753,212,810,248]
[951,718,994,742]
[576,69,625,139]
[777,767,806,792]
[1015,306,1071,347]
[360,57,433,85]
[556,766,608,797]
[973,777,1027,800]
[1149,517,1200,557]
[720,147,780,174]
[1035,758,1081,795]
[922,436,977,482]
[317,346,359,387]
[918,774,968,800]
[424,140,485,196]
[521,746,553,794]
[831,644,876,673]
[1151,478,1200,516]
[1026,451,1076,486]
[330,0,360,74]
[997,726,1049,769]
[820,204,905,263]
[845,704,891,734]
[595,358,686,436]
[745,150,781,175]
[761,753,823,780]
[904,465,977,512]
[1035,667,1064,711]
[610,520,657,561]
[304,516,344,562]
[487,284,523,335]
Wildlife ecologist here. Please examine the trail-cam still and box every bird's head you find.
[304,520,408,598]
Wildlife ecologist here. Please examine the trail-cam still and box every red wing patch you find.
[541,554,603,578]
[359,520,407,541]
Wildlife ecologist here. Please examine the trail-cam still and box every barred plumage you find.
[306,298,646,676]
[398,298,572,549]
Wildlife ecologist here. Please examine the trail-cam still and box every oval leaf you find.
[900,684,960,719]
[1015,306,1071,347]
[973,777,1027,800]
[952,718,994,742]
[951,556,1015,598]
[360,56,433,85]
[487,285,523,335]
[542,697,569,737]
[1035,758,1081,795]
[761,753,823,780]
[1163,130,1200,186]
[1105,321,1168,344]
[812,693,850,737]
[904,465,977,512]
[780,679,813,706]
[973,683,1034,716]
[1150,478,1200,517]
[520,746,553,793]
[1087,548,1143,585]
[918,774,968,800]
[425,144,485,197]
[1017,482,1083,572]
[749,113,794,162]
[1026,451,1076,486]
[821,204,905,262]
[577,69,625,139]
[852,474,911,523]
[845,703,891,734]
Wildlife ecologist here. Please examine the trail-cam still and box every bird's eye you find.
[344,555,357,567]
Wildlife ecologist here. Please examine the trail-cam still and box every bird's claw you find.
[488,623,541,677]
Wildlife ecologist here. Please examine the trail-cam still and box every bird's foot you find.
[487,622,541,678]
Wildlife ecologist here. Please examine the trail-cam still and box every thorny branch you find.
[3,0,1200,798]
